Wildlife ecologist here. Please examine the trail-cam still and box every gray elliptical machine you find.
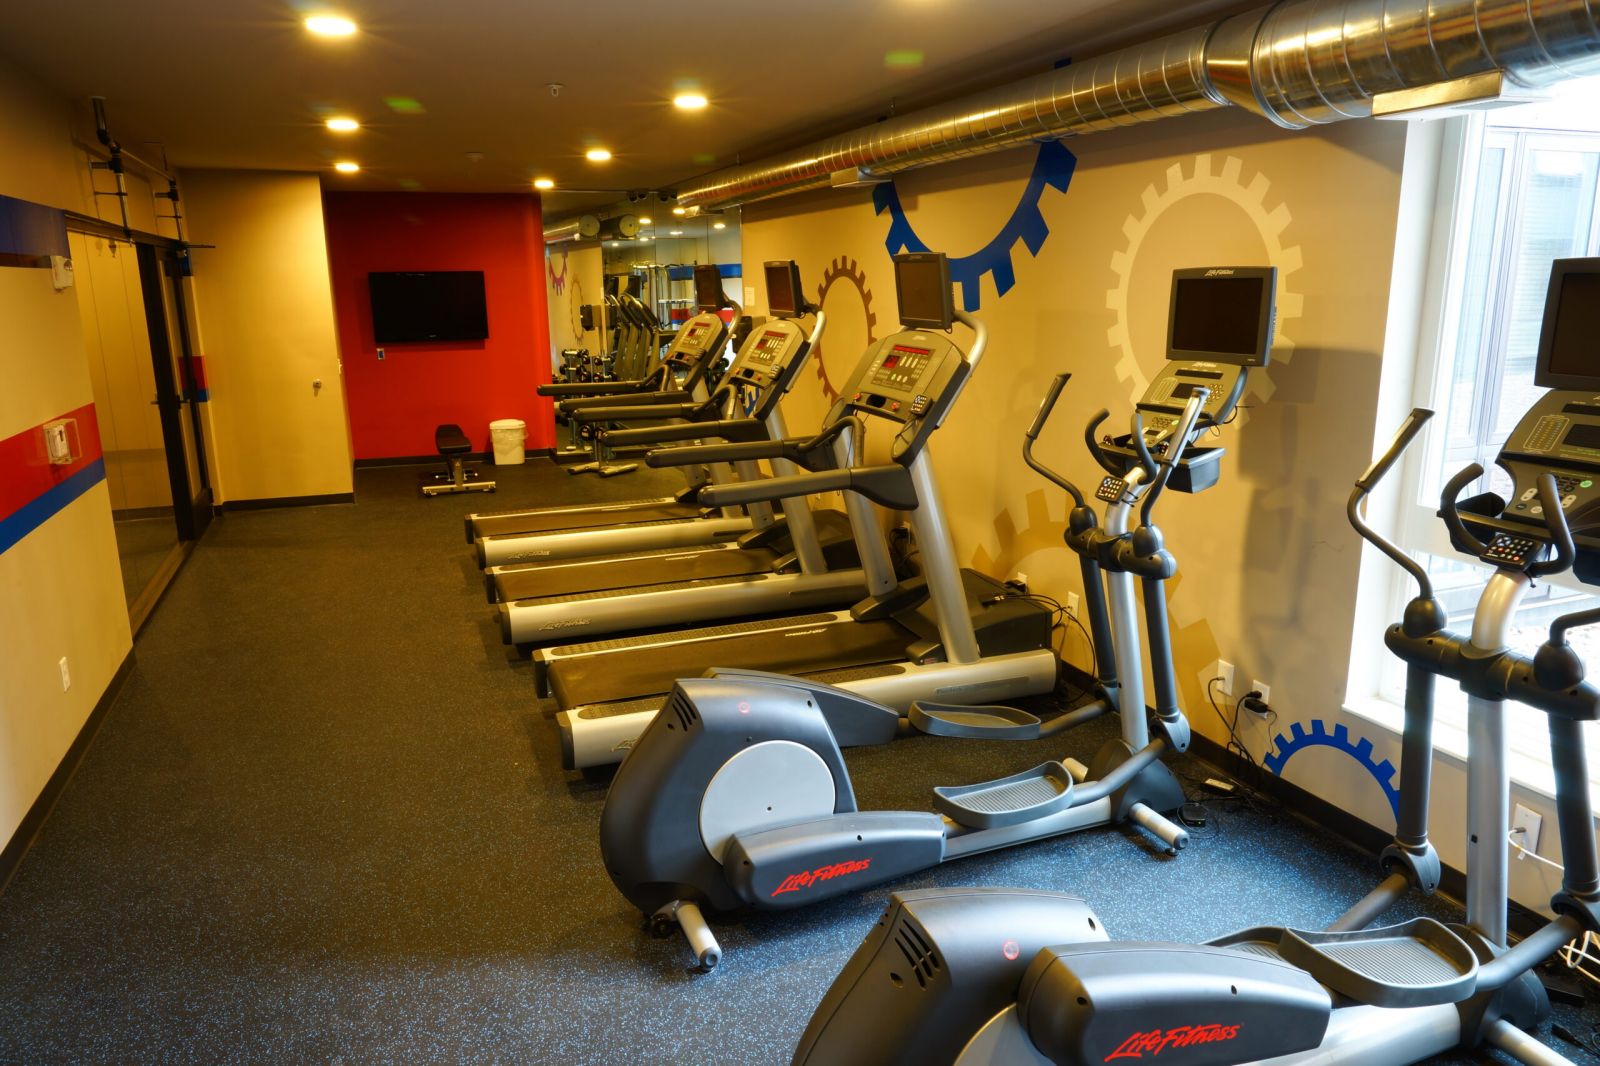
[791,257,1600,1066]
[596,267,1279,971]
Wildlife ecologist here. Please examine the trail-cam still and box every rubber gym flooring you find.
[2,457,1598,1064]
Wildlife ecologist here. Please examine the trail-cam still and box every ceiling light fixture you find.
[638,216,652,225]
[585,147,612,162]
[669,230,683,235]
[305,14,357,36]
[533,177,554,190]
[672,206,687,216]
[712,221,726,230]
[325,117,360,132]
[334,161,360,173]
[673,92,709,110]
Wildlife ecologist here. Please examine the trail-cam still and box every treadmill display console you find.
[724,320,804,391]
[871,345,932,388]
[664,313,725,370]
[747,329,789,366]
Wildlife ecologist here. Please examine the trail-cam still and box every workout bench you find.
[422,423,496,496]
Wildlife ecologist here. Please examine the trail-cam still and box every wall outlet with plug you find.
[1065,592,1079,617]
[1250,680,1271,705]
[1211,660,1235,696]
[59,656,71,691]
[1512,804,1543,855]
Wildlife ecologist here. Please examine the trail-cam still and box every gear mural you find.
[548,248,570,294]
[1106,153,1304,399]
[812,257,877,403]
[1264,720,1402,822]
[874,139,1077,313]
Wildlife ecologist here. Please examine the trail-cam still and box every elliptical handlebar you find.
[1127,410,1160,482]
[1530,472,1579,578]
[1439,463,1492,559]
[1139,388,1209,528]
[1083,410,1123,477]
[1022,374,1087,508]
[1348,408,1435,601]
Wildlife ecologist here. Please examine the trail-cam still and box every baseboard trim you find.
[0,650,136,898]
[352,448,548,468]
[219,492,355,512]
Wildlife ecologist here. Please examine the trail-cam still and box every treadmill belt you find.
[496,547,778,602]
[474,501,700,539]
[549,618,914,709]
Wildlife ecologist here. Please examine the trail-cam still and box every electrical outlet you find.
[1251,680,1271,705]
[1066,592,1080,617]
[1013,572,1028,590]
[376,347,385,361]
[1512,804,1543,855]
[58,656,70,692]
[1212,660,1235,696]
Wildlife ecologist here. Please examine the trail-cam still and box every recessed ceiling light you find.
[609,241,619,247]
[712,221,726,230]
[305,14,357,37]
[638,216,652,225]
[325,117,360,132]
[533,177,554,190]
[585,147,612,162]
[673,92,708,111]
[672,206,687,216]
[334,161,360,173]
[640,236,652,242]
[669,230,683,235]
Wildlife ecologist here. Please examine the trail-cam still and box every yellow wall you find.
[180,169,353,502]
[741,108,1583,915]
[545,241,605,365]
[0,60,133,853]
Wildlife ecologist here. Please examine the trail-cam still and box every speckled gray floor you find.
[1,457,1597,1064]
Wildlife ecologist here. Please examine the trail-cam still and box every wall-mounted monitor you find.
[894,252,954,331]
[1166,266,1276,367]
[368,271,488,343]
[694,264,725,311]
[1534,258,1600,390]
[765,260,804,318]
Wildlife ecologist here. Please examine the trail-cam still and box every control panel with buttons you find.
[1096,476,1127,503]
[1480,532,1542,569]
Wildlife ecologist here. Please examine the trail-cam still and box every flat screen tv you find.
[369,271,489,343]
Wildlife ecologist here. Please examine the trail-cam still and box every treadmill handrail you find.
[697,463,915,511]
[646,417,854,470]
[604,417,766,448]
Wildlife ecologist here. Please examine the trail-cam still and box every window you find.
[1355,77,1600,795]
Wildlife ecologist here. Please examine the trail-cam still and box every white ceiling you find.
[0,0,1250,212]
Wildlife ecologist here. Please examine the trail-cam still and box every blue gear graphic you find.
[873,139,1077,312]
[1263,720,1401,821]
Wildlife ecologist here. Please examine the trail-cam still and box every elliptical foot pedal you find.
[1276,918,1478,1008]
[909,701,1042,740]
[933,761,1075,829]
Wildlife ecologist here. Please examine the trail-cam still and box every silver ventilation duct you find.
[675,0,1600,209]
[543,214,600,244]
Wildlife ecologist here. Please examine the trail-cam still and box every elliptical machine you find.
[792,258,1600,1066]
[597,267,1276,972]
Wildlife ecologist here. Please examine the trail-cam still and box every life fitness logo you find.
[770,858,872,897]
[1105,1024,1242,1060]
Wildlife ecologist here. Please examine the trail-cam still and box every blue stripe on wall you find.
[0,195,69,259]
[0,459,108,555]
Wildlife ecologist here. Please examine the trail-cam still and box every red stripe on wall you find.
[0,403,105,522]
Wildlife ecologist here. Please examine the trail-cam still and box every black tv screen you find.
[369,271,489,343]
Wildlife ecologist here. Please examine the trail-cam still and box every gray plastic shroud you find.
[599,675,896,917]
[793,888,1108,1066]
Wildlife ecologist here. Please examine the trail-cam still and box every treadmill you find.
[540,253,1059,769]
[466,266,752,564]
[489,262,864,643]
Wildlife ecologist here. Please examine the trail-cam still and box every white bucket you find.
[490,418,527,465]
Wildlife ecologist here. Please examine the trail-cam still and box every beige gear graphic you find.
[1105,153,1304,403]
[813,256,877,403]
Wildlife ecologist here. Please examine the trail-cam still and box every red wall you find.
[323,192,554,459]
